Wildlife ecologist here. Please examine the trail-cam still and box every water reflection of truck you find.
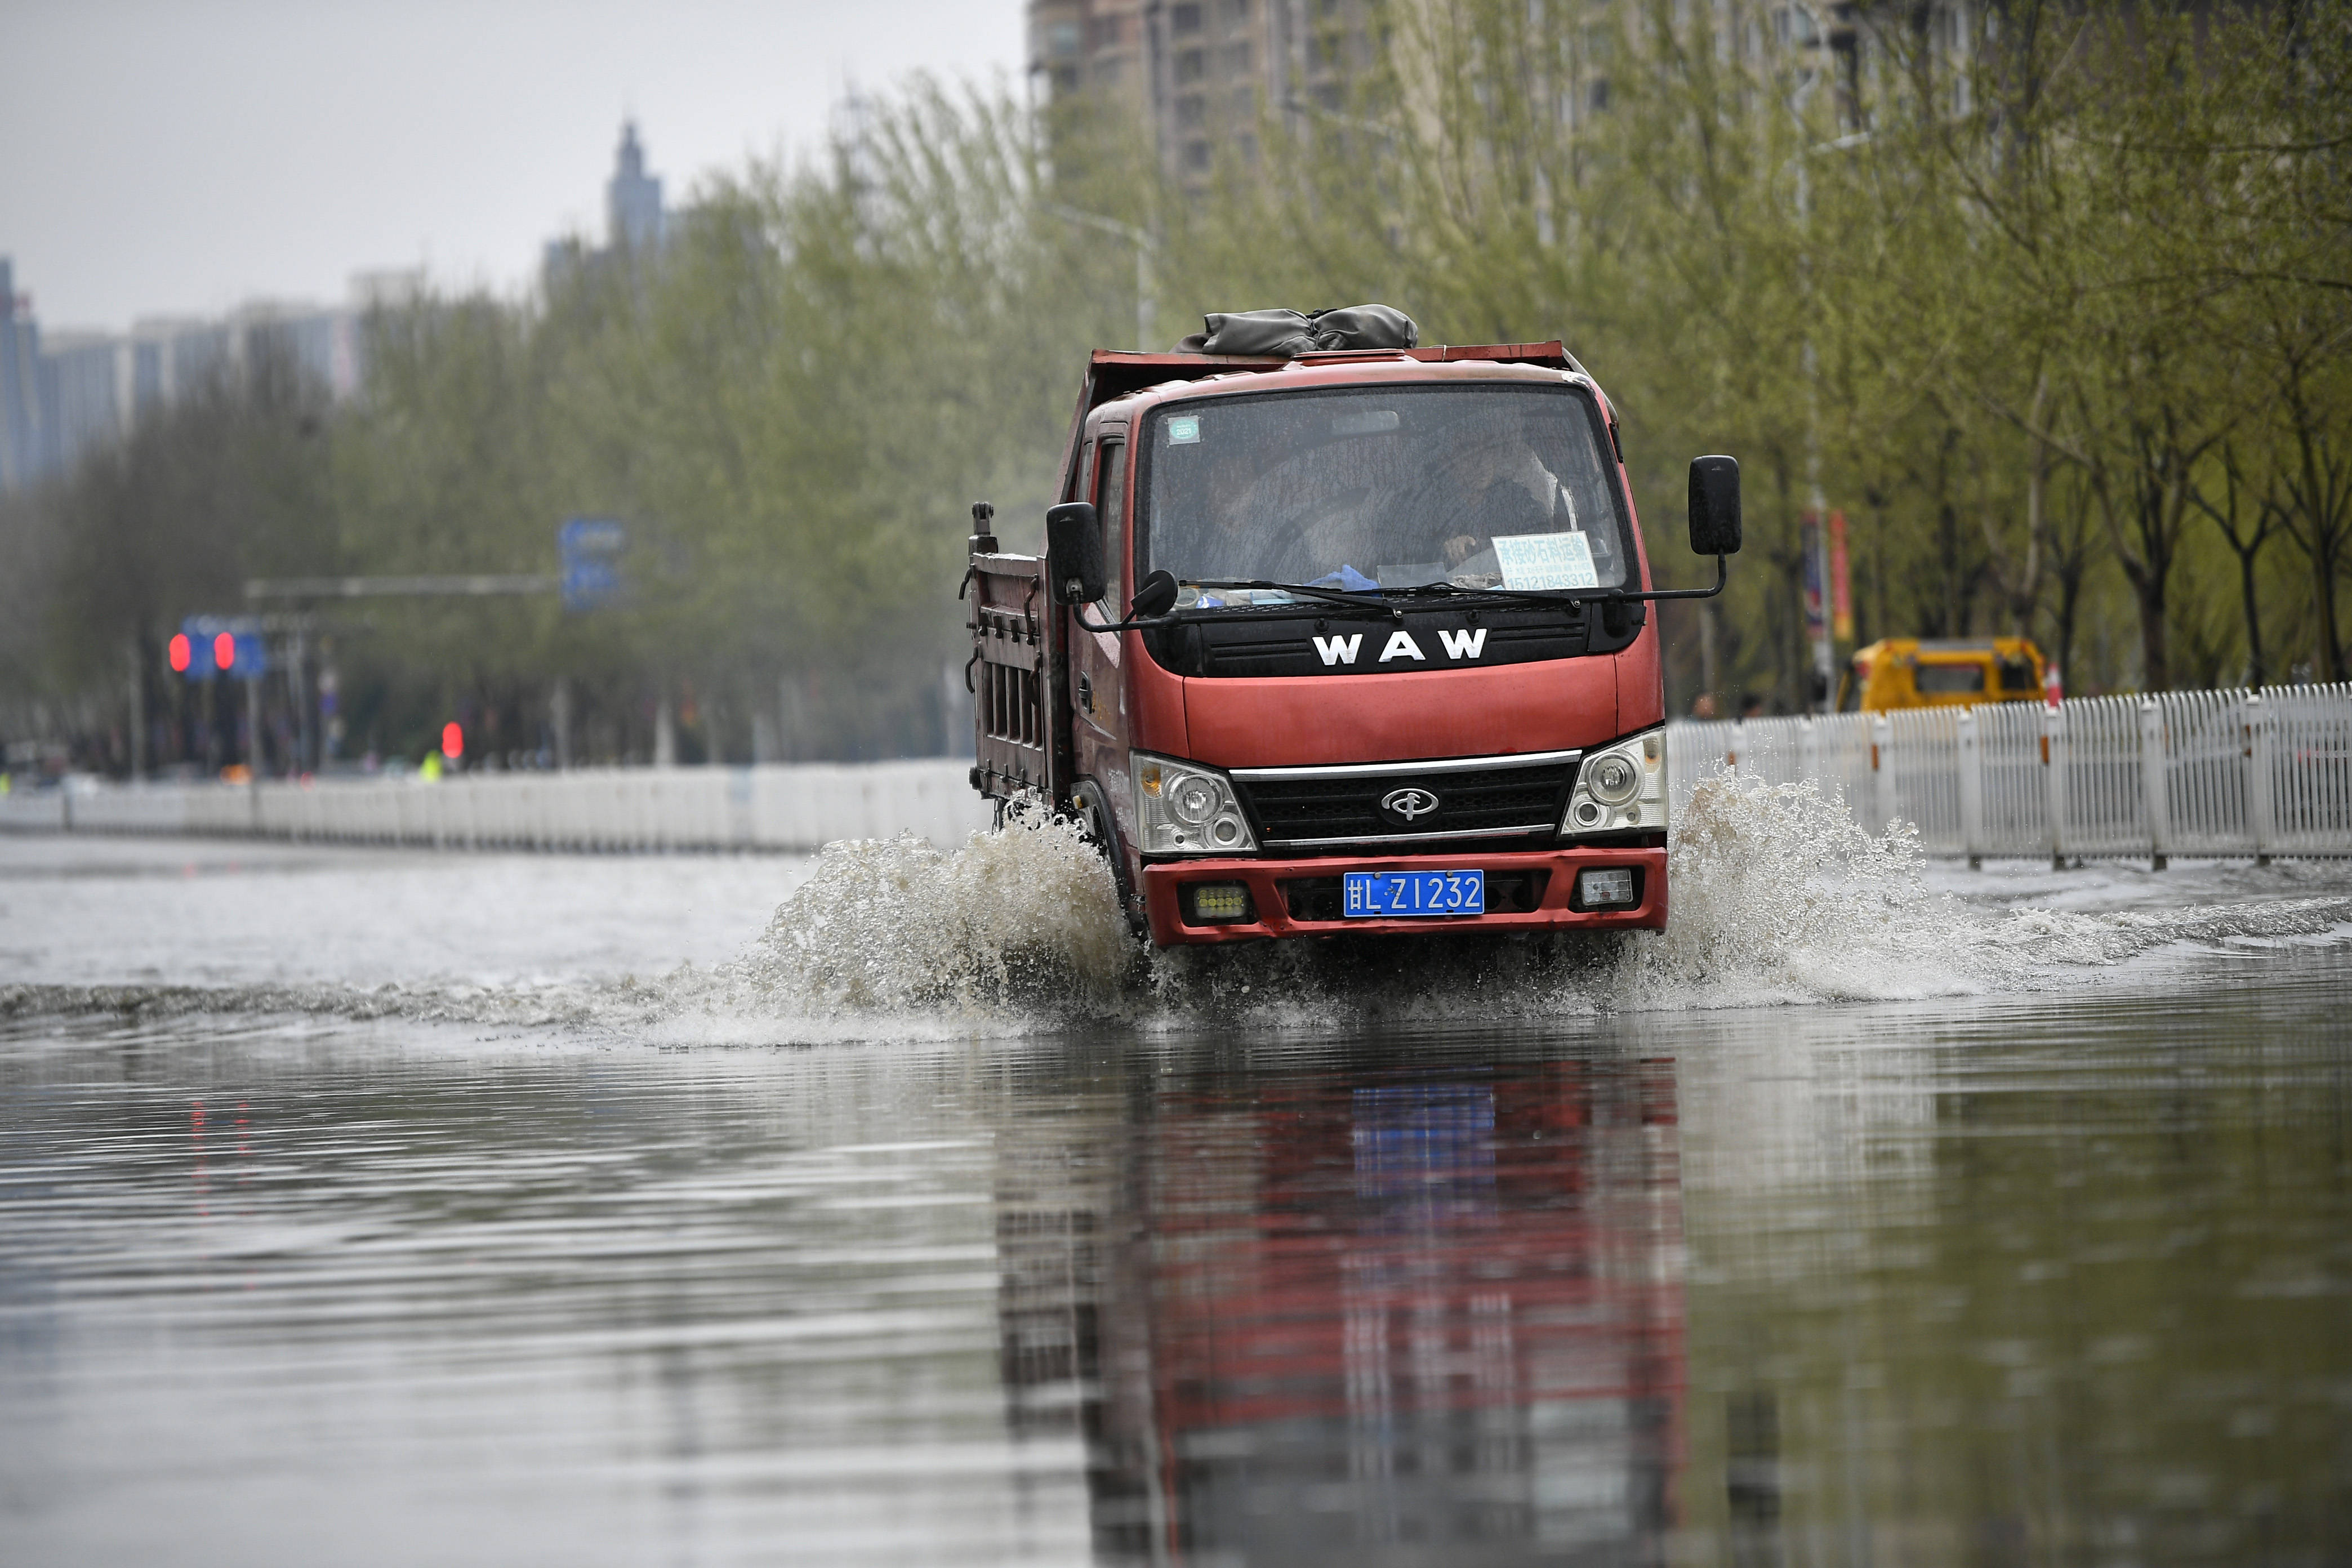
[965,315,1741,946]
[994,1057,1686,1563]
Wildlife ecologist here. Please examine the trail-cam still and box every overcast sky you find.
[3,0,1028,333]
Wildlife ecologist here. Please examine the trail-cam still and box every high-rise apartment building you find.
[1031,1,1966,194]
[0,260,39,495]
[0,256,377,496]
[39,332,122,479]
[1030,0,1377,190]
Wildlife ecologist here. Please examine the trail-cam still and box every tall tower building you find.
[607,122,666,252]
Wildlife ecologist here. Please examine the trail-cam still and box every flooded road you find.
[3,816,2350,1565]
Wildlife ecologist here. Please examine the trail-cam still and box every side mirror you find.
[1128,569,1179,620]
[1688,455,1742,556]
[1045,501,1104,605]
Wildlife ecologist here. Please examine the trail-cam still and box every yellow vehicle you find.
[1845,637,2048,711]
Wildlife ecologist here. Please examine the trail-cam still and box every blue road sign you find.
[181,616,268,680]
[559,518,626,612]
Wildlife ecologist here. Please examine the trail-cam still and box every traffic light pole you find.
[244,574,560,776]
[244,575,556,601]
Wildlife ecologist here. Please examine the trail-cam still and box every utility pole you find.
[244,672,262,777]
[552,679,573,771]
[127,640,147,781]
[288,617,313,774]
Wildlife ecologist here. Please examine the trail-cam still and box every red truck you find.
[964,326,1739,947]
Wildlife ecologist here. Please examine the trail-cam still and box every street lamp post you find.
[1787,2,1845,713]
[1041,203,1159,350]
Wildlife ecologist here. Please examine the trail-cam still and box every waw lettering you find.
[1312,633,1363,666]
[1312,627,1488,667]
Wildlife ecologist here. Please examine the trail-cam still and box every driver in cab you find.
[1430,439,1574,582]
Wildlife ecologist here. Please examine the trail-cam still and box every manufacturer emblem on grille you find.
[1378,786,1441,827]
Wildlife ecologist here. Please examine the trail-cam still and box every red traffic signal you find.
[175,617,267,681]
[441,723,464,760]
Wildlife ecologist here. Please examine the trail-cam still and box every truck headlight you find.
[1133,752,1259,855]
[1562,727,1667,837]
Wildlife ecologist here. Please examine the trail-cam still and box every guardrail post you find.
[2139,698,2170,871]
[1957,707,1985,869]
[2246,692,2275,865]
[2043,702,2069,869]
[1870,714,1895,835]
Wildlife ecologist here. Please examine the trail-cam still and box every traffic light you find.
[442,722,464,760]
[176,617,268,681]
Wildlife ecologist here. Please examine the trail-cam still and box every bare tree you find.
[2189,444,2287,688]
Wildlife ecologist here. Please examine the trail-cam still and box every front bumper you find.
[1140,845,1668,946]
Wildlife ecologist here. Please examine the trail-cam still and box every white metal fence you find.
[1668,684,2352,862]
[0,760,991,853]
[11,690,2349,863]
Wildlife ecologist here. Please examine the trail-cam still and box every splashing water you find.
[672,773,2352,1035]
[715,800,1140,1017]
[1614,773,1957,1008]
[5,777,2345,1037]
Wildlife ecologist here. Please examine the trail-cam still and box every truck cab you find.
[965,340,1737,947]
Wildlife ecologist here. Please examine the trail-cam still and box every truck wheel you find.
[1070,778,1147,941]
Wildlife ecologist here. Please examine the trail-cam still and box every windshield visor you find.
[1138,384,1634,602]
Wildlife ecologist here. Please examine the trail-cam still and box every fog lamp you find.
[1185,882,1253,923]
[1578,868,1636,907]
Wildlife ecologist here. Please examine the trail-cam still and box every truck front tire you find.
[1070,778,1148,942]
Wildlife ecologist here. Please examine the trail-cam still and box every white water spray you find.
[678,774,2352,1036]
[716,800,1138,1016]
[6,778,2344,1036]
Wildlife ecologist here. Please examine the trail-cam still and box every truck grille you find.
[1232,751,1580,849]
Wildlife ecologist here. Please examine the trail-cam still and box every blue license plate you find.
[1342,869,1485,918]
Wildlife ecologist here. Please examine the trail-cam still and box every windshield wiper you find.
[1380,581,1589,613]
[1191,577,1626,620]
[1191,578,1396,616]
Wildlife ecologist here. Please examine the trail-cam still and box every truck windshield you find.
[1136,383,1634,602]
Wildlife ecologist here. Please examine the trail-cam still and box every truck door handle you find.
[1077,674,1093,714]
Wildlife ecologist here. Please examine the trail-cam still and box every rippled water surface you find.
[3,820,2349,1566]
